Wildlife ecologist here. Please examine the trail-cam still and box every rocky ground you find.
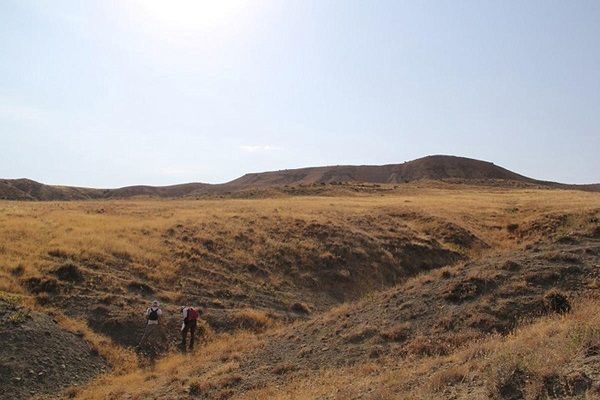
[0,294,107,400]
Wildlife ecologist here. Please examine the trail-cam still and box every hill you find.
[227,155,537,187]
[0,179,100,201]
[49,194,600,400]
[1,186,599,399]
[0,179,210,201]
[1,155,598,200]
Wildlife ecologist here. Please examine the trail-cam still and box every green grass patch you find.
[0,290,22,305]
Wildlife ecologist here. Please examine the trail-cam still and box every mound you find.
[2,155,598,200]
[102,182,210,199]
[227,155,536,188]
[0,294,107,400]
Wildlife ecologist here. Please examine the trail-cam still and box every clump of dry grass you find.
[428,364,468,392]
[233,308,275,332]
[379,323,411,342]
[290,302,311,314]
[0,289,22,305]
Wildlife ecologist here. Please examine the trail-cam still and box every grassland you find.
[1,184,599,399]
[2,184,597,289]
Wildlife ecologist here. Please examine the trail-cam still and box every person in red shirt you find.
[180,305,200,351]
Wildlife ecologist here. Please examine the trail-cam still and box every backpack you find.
[186,308,199,321]
[148,308,159,321]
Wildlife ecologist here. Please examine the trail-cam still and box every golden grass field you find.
[2,184,598,290]
[1,184,599,399]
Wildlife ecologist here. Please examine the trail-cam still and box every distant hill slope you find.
[1,155,598,200]
[0,178,100,200]
[0,179,210,201]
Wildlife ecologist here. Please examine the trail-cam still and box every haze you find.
[1,0,599,187]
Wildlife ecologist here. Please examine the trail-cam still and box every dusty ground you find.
[0,293,106,400]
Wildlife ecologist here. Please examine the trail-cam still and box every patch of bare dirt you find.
[0,297,106,400]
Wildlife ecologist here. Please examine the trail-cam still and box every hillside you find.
[1,155,598,200]
[0,179,210,201]
[0,293,107,400]
[34,191,598,400]
[74,234,600,400]
[0,179,100,201]
[1,186,599,399]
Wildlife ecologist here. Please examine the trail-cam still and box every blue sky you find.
[1,0,599,187]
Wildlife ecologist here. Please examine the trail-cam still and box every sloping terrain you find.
[2,156,598,200]
[0,186,599,399]
[0,179,100,201]
[13,203,477,355]
[231,236,600,394]
[66,215,600,400]
[0,294,107,400]
[0,178,210,201]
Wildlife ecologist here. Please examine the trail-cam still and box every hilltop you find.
[1,155,598,200]
[227,155,536,187]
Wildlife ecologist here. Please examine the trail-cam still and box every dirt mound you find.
[226,155,537,188]
[0,295,106,400]
[225,155,599,191]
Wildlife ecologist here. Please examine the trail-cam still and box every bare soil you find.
[0,297,106,400]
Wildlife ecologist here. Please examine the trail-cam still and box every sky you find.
[1,0,599,187]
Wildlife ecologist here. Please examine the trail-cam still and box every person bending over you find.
[181,305,200,351]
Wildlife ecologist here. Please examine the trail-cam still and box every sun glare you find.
[136,0,248,33]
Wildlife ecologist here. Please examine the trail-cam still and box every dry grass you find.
[0,186,598,399]
[232,308,275,332]
[1,187,597,293]
[53,312,139,374]
[235,299,600,400]
[70,332,261,400]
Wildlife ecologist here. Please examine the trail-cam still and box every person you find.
[180,305,200,351]
[137,300,163,348]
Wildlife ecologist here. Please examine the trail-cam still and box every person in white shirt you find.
[137,300,163,348]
